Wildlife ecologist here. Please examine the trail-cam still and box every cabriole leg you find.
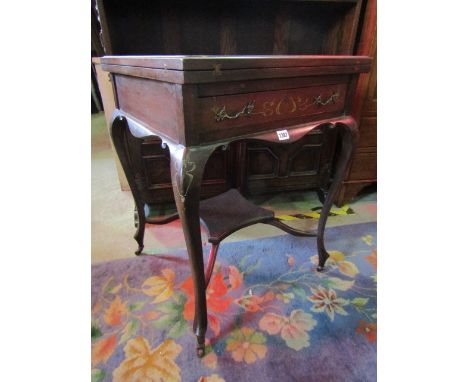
[168,144,217,357]
[110,115,146,256]
[317,119,358,271]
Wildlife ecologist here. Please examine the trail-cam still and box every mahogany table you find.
[101,55,371,356]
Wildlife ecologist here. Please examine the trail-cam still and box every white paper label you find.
[276,130,289,141]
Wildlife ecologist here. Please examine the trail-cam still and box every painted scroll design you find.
[213,92,340,122]
[177,160,196,201]
[214,101,256,122]
[313,92,340,106]
[171,146,197,202]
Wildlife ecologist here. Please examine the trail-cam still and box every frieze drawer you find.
[195,83,347,133]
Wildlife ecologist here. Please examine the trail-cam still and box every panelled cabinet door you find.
[243,129,337,195]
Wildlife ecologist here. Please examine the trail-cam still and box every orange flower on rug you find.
[180,270,234,336]
[113,337,182,382]
[225,327,267,364]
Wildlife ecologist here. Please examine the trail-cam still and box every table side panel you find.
[115,75,185,144]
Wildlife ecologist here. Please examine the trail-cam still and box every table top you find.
[101,55,371,71]
[101,55,371,84]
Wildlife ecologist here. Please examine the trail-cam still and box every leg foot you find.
[196,337,206,358]
[133,205,145,256]
[316,250,329,272]
[317,240,329,271]
[133,216,145,256]
[135,245,144,256]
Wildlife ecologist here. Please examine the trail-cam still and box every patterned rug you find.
[92,222,377,382]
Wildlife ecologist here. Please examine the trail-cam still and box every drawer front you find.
[195,83,348,134]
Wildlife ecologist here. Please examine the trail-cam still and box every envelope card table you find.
[101,55,371,356]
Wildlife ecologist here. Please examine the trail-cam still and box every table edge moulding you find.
[102,54,371,357]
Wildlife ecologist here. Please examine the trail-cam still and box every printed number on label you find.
[276,130,289,141]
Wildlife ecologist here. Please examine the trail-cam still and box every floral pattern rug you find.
[92,222,377,382]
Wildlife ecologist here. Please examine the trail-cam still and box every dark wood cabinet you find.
[96,0,362,56]
[93,0,375,209]
[336,0,377,204]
